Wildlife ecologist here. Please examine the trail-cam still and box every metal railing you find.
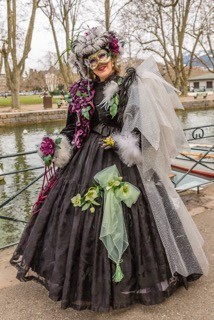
[184,124,214,141]
[172,125,214,190]
[0,149,44,249]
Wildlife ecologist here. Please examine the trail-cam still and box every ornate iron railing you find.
[172,125,214,190]
[183,124,214,141]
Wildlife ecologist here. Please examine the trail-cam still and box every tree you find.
[40,0,83,88]
[124,0,213,95]
[0,0,41,109]
[38,51,59,70]
[0,52,3,74]
[91,0,132,31]
[21,69,46,91]
[184,1,214,72]
[0,4,6,75]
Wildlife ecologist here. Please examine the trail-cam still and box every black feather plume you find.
[118,67,137,123]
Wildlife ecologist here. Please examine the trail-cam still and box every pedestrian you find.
[11,26,208,312]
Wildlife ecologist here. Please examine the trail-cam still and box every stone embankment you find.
[0,108,67,127]
[182,99,214,110]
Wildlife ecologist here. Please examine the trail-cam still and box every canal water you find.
[0,108,214,247]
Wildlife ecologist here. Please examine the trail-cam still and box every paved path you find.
[0,187,213,320]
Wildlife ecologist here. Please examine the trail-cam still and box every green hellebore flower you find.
[106,180,114,190]
[106,179,121,190]
[118,183,130,199]
[71,193,82,207]
[85,189,98,202]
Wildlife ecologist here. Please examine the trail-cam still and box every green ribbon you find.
[94,165,140,282]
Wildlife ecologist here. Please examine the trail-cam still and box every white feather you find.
[75,46,82,55]
[96,26,103,36]
[53,135,73,168]
[93,44,101,51]
[69,52,77,65]
[104,81,119,100]
[78,35,85,42]
[96,39,105,47]
[98,81,119,109]
[112,132,142,167]
[86,45,94,53]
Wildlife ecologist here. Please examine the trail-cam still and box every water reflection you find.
[0,122,64,247]
[177,108,214,129]
[177,109,214,143]
[0,109,214,247]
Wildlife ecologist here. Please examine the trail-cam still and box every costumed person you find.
[10,26,209,312]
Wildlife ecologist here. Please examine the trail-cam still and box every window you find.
[193,82,199,89]
[207,81,213,89]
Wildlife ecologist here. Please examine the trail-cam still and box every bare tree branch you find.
[154,0,179,8]
[2,0,40,109]
[123,0,213,95]
[40,0,84,87]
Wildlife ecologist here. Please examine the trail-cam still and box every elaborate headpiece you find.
[69,26,124,78]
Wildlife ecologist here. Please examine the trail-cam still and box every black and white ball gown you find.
[10,70,208,312]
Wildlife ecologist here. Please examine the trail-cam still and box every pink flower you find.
[69,79,95,149]
[40,137,55,156]
[109,35,119,54]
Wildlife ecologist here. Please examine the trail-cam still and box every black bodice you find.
[90,74,122,129]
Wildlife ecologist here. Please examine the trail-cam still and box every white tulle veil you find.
[119,56,209,277]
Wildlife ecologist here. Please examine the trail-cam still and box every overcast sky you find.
[26,10,58,71]
[26,5,99,71]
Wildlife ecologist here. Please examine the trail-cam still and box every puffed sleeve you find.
[60,110,76,143]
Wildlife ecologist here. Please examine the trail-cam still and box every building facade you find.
[188,73,214,92]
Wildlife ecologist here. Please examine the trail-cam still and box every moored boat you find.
[171,170,211,192]
[171,143,214,179]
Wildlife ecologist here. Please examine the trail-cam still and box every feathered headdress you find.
[69,26,124,78]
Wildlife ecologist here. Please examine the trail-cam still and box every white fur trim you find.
[53,134,73,168]
[112,132,142,167]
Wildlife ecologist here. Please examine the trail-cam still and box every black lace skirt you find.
[10,124,201,312]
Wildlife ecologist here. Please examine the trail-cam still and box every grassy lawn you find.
[0,95,59,107]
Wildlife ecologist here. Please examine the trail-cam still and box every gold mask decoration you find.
[85,49,111,70]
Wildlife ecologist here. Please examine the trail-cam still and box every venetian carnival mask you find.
[85,49,111,70]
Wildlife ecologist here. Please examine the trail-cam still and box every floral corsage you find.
[39,136,62,166]
[38,135,73,168]
[71,185,103,213]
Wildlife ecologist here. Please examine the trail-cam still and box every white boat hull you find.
[172,158,214,179]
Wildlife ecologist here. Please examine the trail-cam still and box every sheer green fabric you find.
[94,165,140,281]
